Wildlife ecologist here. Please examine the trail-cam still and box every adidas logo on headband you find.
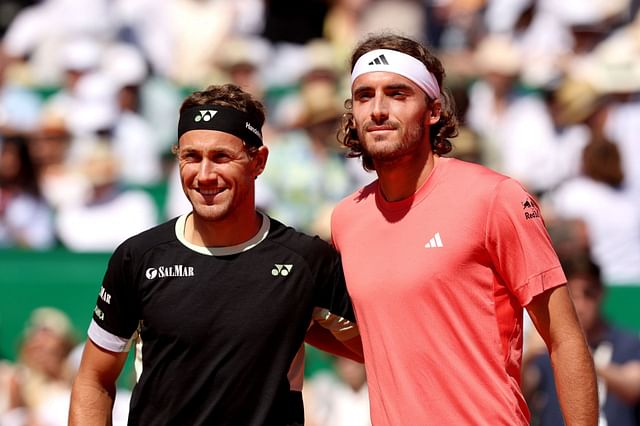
[368,54,389,65]
[194,110,218,122]
[351,49,441,99]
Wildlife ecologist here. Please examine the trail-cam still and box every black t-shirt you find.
[88,213,354,425]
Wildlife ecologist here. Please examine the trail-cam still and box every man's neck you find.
[376,152,438,202]
[186,210,263,247]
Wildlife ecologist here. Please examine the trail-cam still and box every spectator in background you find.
[0,132,55,249]
[322,0,371,70]
[164,0,236,87]
[1,0,113,86]
[64,70,163,187]
[27,110,90,210]
[0,307,77,426]
[304,356,371,426]
[420,0,485,50]
[55,141,158,252]
[43,36,102,122]
[465,33,529,172]
[590,24,640,211]
[0,46,42,133]
[215,35,271,101]
[547,138,640,286]
[100,43,164,186]
[466,34,588,196]
[523,253,640,425]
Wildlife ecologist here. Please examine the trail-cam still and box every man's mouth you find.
[198,188,225,196]
[367,125,395,132]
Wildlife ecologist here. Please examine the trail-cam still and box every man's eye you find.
[213,153,232,162]
[180,152,199,161]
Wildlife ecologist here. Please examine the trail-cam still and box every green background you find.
[2,248,639,380]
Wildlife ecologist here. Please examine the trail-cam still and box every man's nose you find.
[370,95,389,123]
[197,158,220,181]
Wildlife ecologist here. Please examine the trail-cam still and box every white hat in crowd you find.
[60,36,102,72]
[67,71,119,135]
[101,42,149,88]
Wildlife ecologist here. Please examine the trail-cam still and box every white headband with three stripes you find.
[350,49,441,99]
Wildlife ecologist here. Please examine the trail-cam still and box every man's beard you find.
[360,117,427,165]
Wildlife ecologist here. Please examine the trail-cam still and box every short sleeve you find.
[485,179,566,306]
[311,240,356,323]
[88,242,140,351]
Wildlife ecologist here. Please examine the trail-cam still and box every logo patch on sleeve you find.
[521,197,541,220]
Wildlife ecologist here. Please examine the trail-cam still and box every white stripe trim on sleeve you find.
[88,319,134,352]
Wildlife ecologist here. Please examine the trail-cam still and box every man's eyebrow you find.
[353,85,373,97]
[353,82,416,96]
[385,82,415,91]
[178,145,199,153]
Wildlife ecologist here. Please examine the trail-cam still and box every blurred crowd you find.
[2,0,640,283]
[0,308,131,425]
[2,0,640,424]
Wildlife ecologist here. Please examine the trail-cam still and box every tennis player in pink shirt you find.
[331,33,598,425]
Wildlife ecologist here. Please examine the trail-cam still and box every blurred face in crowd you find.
[351,71,436,166]
[335,357,367,391]
[177,130,267,223]
[567,276,602,336]
[29,129,71,168]
[20,328,72,380]
[0,141,21,183]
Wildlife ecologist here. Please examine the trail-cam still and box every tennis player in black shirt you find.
[69,84,361,426]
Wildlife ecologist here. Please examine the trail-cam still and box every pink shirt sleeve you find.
[485,179,566,306]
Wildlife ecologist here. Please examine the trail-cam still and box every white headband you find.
[350,49,440,99]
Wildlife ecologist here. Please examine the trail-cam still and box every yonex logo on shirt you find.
[194,110,218,122]
[272,264,293,277]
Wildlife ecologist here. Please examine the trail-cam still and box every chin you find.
[193,205,231,222]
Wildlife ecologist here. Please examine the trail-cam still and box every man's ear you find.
[253,145,269,177]
[429,99,442,125]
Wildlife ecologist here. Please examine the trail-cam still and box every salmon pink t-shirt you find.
[331,157,566,425]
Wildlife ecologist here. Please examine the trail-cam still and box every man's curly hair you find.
[337,34,458,171]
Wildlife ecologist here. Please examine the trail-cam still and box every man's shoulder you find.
[334,180,378,213]
[443,157,532,201]
[115,218,179,255]
[267,216,335,255]
[443,157,509,184]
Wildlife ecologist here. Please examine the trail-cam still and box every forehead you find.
[178,129,244,150]
[352,71,424,93]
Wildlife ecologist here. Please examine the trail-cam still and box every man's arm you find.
[526,285,599,426]
[69,339,129,425]
[305,322,364,363]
